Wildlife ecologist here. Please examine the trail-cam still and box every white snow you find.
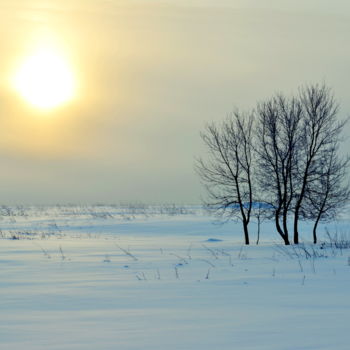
[0,205,349,350]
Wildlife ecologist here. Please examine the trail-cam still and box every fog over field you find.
[1,1,350,204]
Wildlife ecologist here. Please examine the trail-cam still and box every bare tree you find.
[292,84,348,243]
[302,143,350,243]
[255,95,303,245]
[252,202,271,245]
[196,111,254,245]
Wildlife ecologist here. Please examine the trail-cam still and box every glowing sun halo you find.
[13,49,76,110]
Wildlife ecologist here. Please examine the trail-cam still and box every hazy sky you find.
[1,0,350,204]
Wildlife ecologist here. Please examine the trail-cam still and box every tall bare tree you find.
[196,111,254,245]
[301,143,350,243]
[292,84,347,243]
[255,95,303,245]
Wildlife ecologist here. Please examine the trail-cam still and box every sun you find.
[13,48,76,110]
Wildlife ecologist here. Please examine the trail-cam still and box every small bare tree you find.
[196,111,254,245]
[252,202,271,245]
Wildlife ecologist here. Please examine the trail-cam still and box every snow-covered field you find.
[1,205,349,350]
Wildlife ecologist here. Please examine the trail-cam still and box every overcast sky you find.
[0,0,350,204]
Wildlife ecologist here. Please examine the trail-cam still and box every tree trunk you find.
[243,221,250,245]
[293,207,300,244]
[275,210,290,245]
[313,213,322,244]
[283,235,290,245]
[294,163,311,244]
[282,208,289,243]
